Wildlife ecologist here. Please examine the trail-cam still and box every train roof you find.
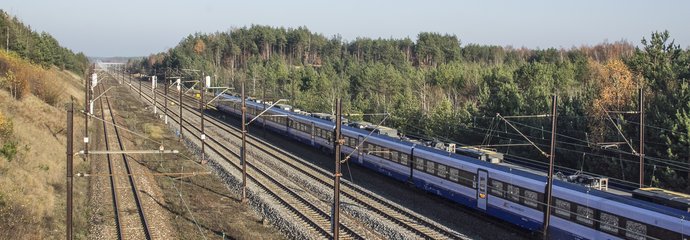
[343,125,417,148]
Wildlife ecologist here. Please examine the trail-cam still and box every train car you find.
[341,127,414,182]
[215,94,690,239]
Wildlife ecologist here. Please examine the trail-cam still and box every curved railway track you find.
[96,79,152,239]
[125,74,469,239]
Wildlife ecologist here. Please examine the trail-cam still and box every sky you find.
[1,0,688,57]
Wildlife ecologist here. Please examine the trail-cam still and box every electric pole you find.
[164,70,168,125]
[66,98,74,240]
[639,88,645,187]
[542,95,558,239]
[332,98,342,239]
[179,78,183,141]
[241,82,247,203]
[200,75,206,164]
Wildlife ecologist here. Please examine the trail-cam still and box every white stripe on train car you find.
[550,216,622,240]
[413,170,477,199]
[488,197,543,223]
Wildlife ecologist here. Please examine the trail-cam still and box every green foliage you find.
[1,141,17,161]
[0,10,88,74]
[134,25,690,192]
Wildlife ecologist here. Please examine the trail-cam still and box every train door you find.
[357,135,364,164]
[310,122,315,145]
[477,169,488,210]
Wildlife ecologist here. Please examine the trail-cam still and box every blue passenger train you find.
[216,94,690,240]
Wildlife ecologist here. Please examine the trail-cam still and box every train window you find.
[490,180,504,197]
[400,153,409,165]
[458,170,476,188]
[554,198,571,218]
[390,151,399,163]
[575,205,594,227]
[599,212,619,235]
[374,145,381,157]
[437,164,448,178]
[426,161,436,175]
[449,168,459,182]
[415,157,425,170]
[507,185,520,202]
[625,220,646,240]
[349,137,356,147]
[523,190,539,208]
[381,147,390,160]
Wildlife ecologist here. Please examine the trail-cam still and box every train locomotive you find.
[216,94,690,240]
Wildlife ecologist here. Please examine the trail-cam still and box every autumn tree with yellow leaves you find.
[588,58,640,142]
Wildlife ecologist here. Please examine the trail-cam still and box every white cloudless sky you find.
[1,0,688,57]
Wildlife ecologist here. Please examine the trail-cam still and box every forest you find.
[0,10,89,75]
[131,25,690,192]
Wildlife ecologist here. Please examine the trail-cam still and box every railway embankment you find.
[0,51,88,239]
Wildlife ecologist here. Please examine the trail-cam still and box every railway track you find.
[124,74,467,239]
[96,79,152,239]
[114,72,364,239]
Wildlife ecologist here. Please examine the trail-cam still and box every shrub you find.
[0,141,17,161]
[0,111,12,138]
[31,71,65,106]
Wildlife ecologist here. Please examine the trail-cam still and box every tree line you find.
[131,25,690,192]
[0,10,89,74]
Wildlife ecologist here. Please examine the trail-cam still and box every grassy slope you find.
[0,61,86,239]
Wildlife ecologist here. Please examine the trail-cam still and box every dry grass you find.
[0,57,87,239]
[142,123,165,140]
[0,51,83,106]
